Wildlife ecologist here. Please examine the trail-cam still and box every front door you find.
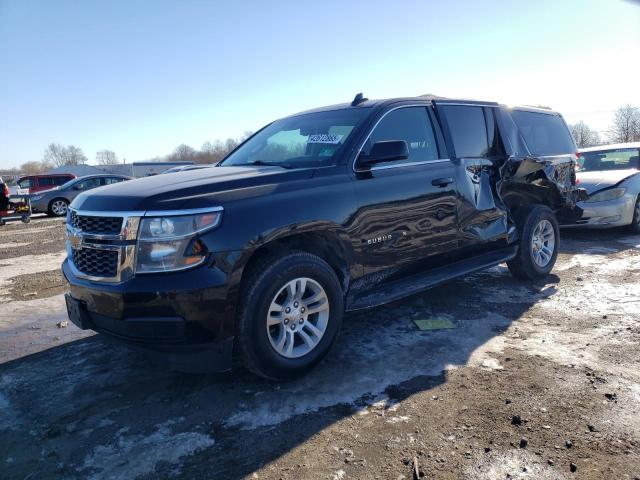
[349,105,459,280]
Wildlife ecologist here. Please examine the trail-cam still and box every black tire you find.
[507,205,559,281]
[236,251,344,380]
[631,195,640,234]
[48,198,68,217]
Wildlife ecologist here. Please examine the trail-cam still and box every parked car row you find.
[29,174,131,216]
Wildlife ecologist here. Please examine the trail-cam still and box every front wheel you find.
[237,251,344,380]
[48,199,68,217]
[507,205,559,281]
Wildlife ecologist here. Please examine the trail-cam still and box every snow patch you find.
[464,449,566,480]
[79,420,214,480]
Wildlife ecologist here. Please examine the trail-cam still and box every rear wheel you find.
[237,251,343,380]
[507,205,559,281]
[48,199,68,217]
[631,195,640,233]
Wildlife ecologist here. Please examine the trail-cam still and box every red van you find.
[17,174,76,193]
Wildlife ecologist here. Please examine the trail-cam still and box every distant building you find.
[47,161,194,178]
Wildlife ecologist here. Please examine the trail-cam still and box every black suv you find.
[63,95,582,379]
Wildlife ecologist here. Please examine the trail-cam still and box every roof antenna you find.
[351,92,368,106]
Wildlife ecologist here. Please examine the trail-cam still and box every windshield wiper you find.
[247,160,295,169]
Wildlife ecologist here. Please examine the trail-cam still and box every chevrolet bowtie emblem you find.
[68,232,83,249]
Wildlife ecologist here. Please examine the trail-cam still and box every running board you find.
[347,246,518,311]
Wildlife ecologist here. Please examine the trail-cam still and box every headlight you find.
[31,194,43,201]
[135,209,222,273]
[586,187,626,203]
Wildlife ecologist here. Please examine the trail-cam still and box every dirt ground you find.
[1,217,639,480]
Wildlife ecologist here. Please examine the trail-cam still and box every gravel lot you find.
[1,218,639,479]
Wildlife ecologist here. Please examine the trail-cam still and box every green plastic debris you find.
[413,316,456,331]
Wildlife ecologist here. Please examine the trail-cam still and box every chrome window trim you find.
[357,158,452,172]
[352,103,448,173]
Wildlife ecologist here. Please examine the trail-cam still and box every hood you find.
[71,166,316,212]
[576,169,639,194]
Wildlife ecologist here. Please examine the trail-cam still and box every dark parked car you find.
[17,173,76,193]
[63,95,583,379]
[31,174,131,216]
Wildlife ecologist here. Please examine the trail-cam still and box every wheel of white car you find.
[49,199,68,217]
[237,251,344,380]
[631,196,640,233]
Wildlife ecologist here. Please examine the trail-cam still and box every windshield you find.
[579,148,640,172]
[220,109,368,168]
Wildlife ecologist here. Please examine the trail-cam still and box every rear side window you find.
[440,106,489,158]
[363,107,439,165]
[511,110,575,156]
[39,177,55,186]
[54,177,71,185]
[18,178,33,188]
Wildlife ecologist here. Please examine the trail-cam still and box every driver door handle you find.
[431,177,454,187]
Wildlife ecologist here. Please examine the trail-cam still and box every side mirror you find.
[359,140,409,166]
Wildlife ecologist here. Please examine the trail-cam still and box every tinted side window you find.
[75,178,102,190]
[54,177,70,185]
[103,177,125,185]
[510,110,575,155]
[363,107,439,165]
[39,177,55,186]
[440,105,489,158]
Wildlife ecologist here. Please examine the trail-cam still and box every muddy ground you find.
[0,218,639,480]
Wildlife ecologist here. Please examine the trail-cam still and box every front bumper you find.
[561,193,636,228]
[62,258,236,372]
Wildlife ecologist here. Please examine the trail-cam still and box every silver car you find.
[30,174,131,216]
[572,142,640,231]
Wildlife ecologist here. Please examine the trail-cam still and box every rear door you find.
[350,105,459,278]
[435,102,510,251]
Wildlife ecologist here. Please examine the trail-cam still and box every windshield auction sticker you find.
[307,134,343,144]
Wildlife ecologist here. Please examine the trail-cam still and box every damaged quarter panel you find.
[497,107,582,223]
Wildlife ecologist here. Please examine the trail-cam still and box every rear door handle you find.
[431,177,454,187]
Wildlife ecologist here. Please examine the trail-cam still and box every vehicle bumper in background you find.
[30,198,48,213]
[561,194,636,228]
[62,258,236,372]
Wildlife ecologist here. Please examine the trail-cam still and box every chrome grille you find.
[72,248,119,278]
[67,208,142,283]
[71,211,123,235]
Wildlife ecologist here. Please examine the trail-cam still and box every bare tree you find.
[569,121,601,148]
[169,144,196,162]
[20,161,46,175]
[42,143,67,167]
[608,104,640,143]
[96,150,119,165]
[65,146,87,165]
[42,143,87,166]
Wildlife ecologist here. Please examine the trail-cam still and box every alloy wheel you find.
[530,219,555,267]
[266,277,330,359]
[51,200,68,216]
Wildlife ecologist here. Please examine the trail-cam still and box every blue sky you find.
[1,0,639,168]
